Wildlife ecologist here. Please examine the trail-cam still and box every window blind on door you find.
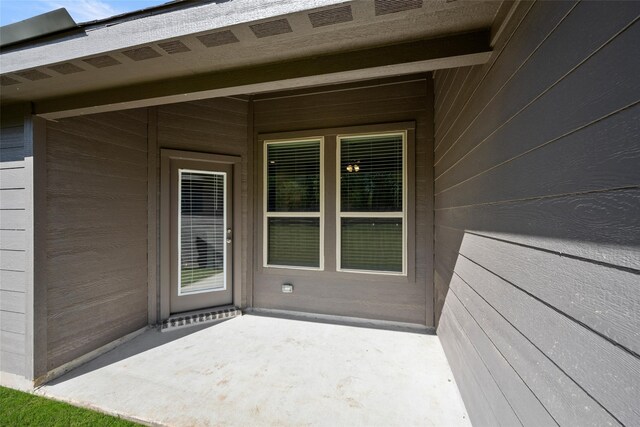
[179,170,226,294]
[338,133,405,273]
[265,139,322,268]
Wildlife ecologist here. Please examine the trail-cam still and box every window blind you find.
[266,140,322,268]
[267,141,320,212]
[340,134,403,212]
[179,170,226,294]
[339,133,405,273]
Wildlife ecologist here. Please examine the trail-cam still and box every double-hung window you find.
[264,138,323,269]
[337,132,406,274]
[262,127,407,275]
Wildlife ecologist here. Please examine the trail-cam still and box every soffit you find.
[0,0,501,104]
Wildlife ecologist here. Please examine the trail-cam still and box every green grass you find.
[180,267,222,286]
[0,387,140,426]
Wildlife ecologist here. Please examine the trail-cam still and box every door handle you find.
[226,228,232,244]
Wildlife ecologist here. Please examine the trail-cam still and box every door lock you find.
[226,228,232,244]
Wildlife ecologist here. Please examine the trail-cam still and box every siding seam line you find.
[435,0,580,169]
[458,252,640,359]
[435,69,458,122]
[434,100,640,197]
[444,298,525,426]
[434,66,473,141]
[434,185,640,211]
[452,270,626,426]
[434,0,536,153]
[447,288,560,426]
[435,11,640,176]
[435,223,640,275]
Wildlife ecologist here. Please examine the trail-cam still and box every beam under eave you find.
[35,30,491,120]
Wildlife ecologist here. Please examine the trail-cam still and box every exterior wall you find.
[253,76,434,325]
[0,122,28,378]
[155,97,251,308]
[44,110,149,372]
[434,2,640,426]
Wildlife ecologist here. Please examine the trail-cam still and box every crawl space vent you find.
[197,30,239,47]
[308,5,353,28]
[158,40,191,54]
[122,46,162,61]
[375,0,423,15]
[0,76,21,86]
[250,19,293,38]
[83,55,121,68]
[15,69,51,81]
[48,62,84,75]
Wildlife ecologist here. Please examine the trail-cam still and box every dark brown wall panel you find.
[434,1,640,426]
[156,97,251,306]
[45,110,149,371]
[253,76,433,325]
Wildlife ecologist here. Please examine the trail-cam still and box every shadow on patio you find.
[36,314,469,426]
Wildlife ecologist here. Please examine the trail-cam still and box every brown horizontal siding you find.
[434,1,640,426]
[45,110,149,371]
[156,97,251,306]
[253,76,433,325]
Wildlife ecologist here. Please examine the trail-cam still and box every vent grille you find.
[48,63,84,75]
[83,55,121,68]
[308,5,353,28]
[250,19,293,38]
[122,46,162,61]
[197,30,239,48]
[374,0,423,15]
[15,70,51,81]
[158,40,191,54]
[0,76,20,86]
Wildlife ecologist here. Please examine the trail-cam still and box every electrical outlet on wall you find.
[282,283,293,293]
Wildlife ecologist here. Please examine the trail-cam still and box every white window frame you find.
[336,131,407,276]
[263,137,325,271]
[177,168,227,295]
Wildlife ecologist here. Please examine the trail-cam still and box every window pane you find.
[267,141,320,212]
[180,171,225,294]
[340,134,403,212]
[268,217,320,267]
[341,218,402,272]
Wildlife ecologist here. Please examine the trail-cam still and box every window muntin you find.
[337,132,406,275]
[264,138,323,269]
[178,169,227,295]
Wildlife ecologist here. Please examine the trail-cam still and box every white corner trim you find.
[0,371,35,392]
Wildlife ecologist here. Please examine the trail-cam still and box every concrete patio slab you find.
[36,314,469,426]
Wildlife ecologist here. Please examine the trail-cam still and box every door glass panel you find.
[179,170,226,295]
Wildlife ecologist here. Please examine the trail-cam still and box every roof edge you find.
[0,8,77,48]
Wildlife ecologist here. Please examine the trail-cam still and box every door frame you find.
[160,149,242,321]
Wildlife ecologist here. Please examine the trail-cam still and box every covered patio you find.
[35,313,468,426]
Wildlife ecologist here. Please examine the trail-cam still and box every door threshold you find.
[160,305,241,332]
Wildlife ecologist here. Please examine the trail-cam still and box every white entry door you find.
[169,160,233,314]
